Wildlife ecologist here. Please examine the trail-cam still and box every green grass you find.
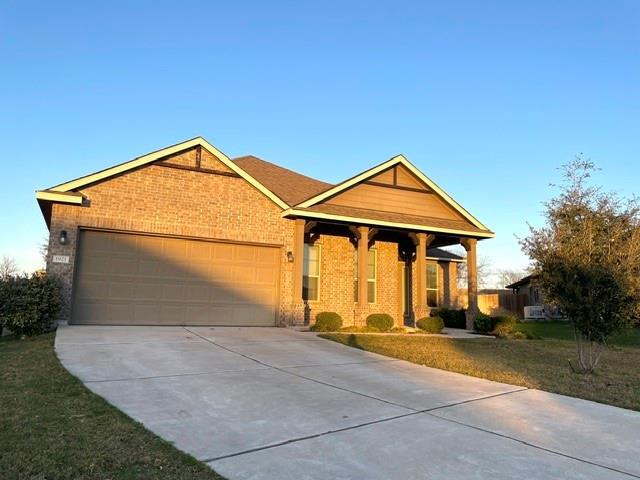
[320,332,640,411]
[515,321,640,346]
[0,333,226,480]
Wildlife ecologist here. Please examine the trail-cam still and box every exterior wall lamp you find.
[59,230,68,245]
[286,251,294,263]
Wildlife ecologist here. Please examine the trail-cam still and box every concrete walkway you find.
[55,326,640,480]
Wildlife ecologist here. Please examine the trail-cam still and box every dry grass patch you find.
[319,333,640,411]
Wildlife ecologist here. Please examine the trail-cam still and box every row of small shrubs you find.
[430,307,466,329]
[311,311,445,334]
[0,274,62,337]
[311,312,397,332]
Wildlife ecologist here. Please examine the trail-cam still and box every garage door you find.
[71,230,280,326]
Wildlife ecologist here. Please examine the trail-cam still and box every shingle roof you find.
[298,203,490,234]
[233,155,332,206]
[427,247,464,262]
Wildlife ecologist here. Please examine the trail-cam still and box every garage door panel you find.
[72,231,280,326]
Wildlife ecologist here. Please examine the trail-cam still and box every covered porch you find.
[287,217,482,329]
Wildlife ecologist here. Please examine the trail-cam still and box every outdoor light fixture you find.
[59,230,68,245]
[286,251,294,263]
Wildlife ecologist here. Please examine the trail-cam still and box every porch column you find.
[461,237,478,330]
[293,218,305,302]
[357,226,370,308]
[414,233,434,321]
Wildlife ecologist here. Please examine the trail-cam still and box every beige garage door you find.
[72,230,280,326]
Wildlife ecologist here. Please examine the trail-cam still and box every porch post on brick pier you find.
[461,237,478,330]
[293,219,305,303]
[414,232,435,322]
[357,226,370,309]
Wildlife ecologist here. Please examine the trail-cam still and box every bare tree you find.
[40,237,49,266]
[0,256,18,280]
[457,255,492,289]
[498,268,530,288]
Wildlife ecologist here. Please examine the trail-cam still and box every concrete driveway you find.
[55,326,640,480]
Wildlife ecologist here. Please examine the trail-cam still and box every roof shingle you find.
[233,155,332,206]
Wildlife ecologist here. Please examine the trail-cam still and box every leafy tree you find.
[521,156,640,373]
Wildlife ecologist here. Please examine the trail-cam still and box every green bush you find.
[417,316,444,334]
[366,313,394,332]
[310,311,343,332]
[491,314,517,338]
[0,274,62,337]
[431,307,467,329]
[473,311,493,333]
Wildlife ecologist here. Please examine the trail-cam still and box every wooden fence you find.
[458,292,528,318]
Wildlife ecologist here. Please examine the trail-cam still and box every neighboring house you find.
[506,275,561,319]
[506,275,543,306]
[36,137,494,329]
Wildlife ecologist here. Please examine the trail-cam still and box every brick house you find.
[36,137,493,329]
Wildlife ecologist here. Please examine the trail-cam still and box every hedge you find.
[365,313,394,332]
[0,274,62,337]
[416,316,444,334]
[310,312,343,332]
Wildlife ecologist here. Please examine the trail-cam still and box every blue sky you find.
[1,1,638,285]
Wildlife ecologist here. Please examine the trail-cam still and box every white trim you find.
[35,191,84,204]
[283,208,495,238]
[353,247,377,304]
[41,137,290,210]
[303,243,321,302]
[426,261,439,307]
[295,155,490,231]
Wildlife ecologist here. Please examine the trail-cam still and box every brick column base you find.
[280,303,306,327]
[353,305,376,327]
[413,305,430,324]
[465,310,477,331]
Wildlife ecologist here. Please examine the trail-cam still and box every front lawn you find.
[515,321,640,346]
[319,332,640,411]
[0,333,226,480]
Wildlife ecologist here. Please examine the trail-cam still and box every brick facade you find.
[46,148,459,326]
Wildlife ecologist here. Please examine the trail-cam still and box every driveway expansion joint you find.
[425,411,640,479]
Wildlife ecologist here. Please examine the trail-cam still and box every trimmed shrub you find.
[491,314,517,338]
[311,311,343,332]
[0,274,62,337]
[431,307,467,329]
[366,313,394,332]
[473,311,493,333]
[417,316,444,334]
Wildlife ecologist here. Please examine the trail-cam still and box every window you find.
[354,249,376,303]
[303,244,320,301]
[426,262,438,307]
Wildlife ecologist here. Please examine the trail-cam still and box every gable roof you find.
[36,137,290,210]
[35,136,493,238]
[506,274,538,289]
[233,155,332,206]
[295,154,490,232]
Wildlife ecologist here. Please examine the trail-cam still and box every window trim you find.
[303,243,321,302]
[354,248,377,304]
[426,261,438,308]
